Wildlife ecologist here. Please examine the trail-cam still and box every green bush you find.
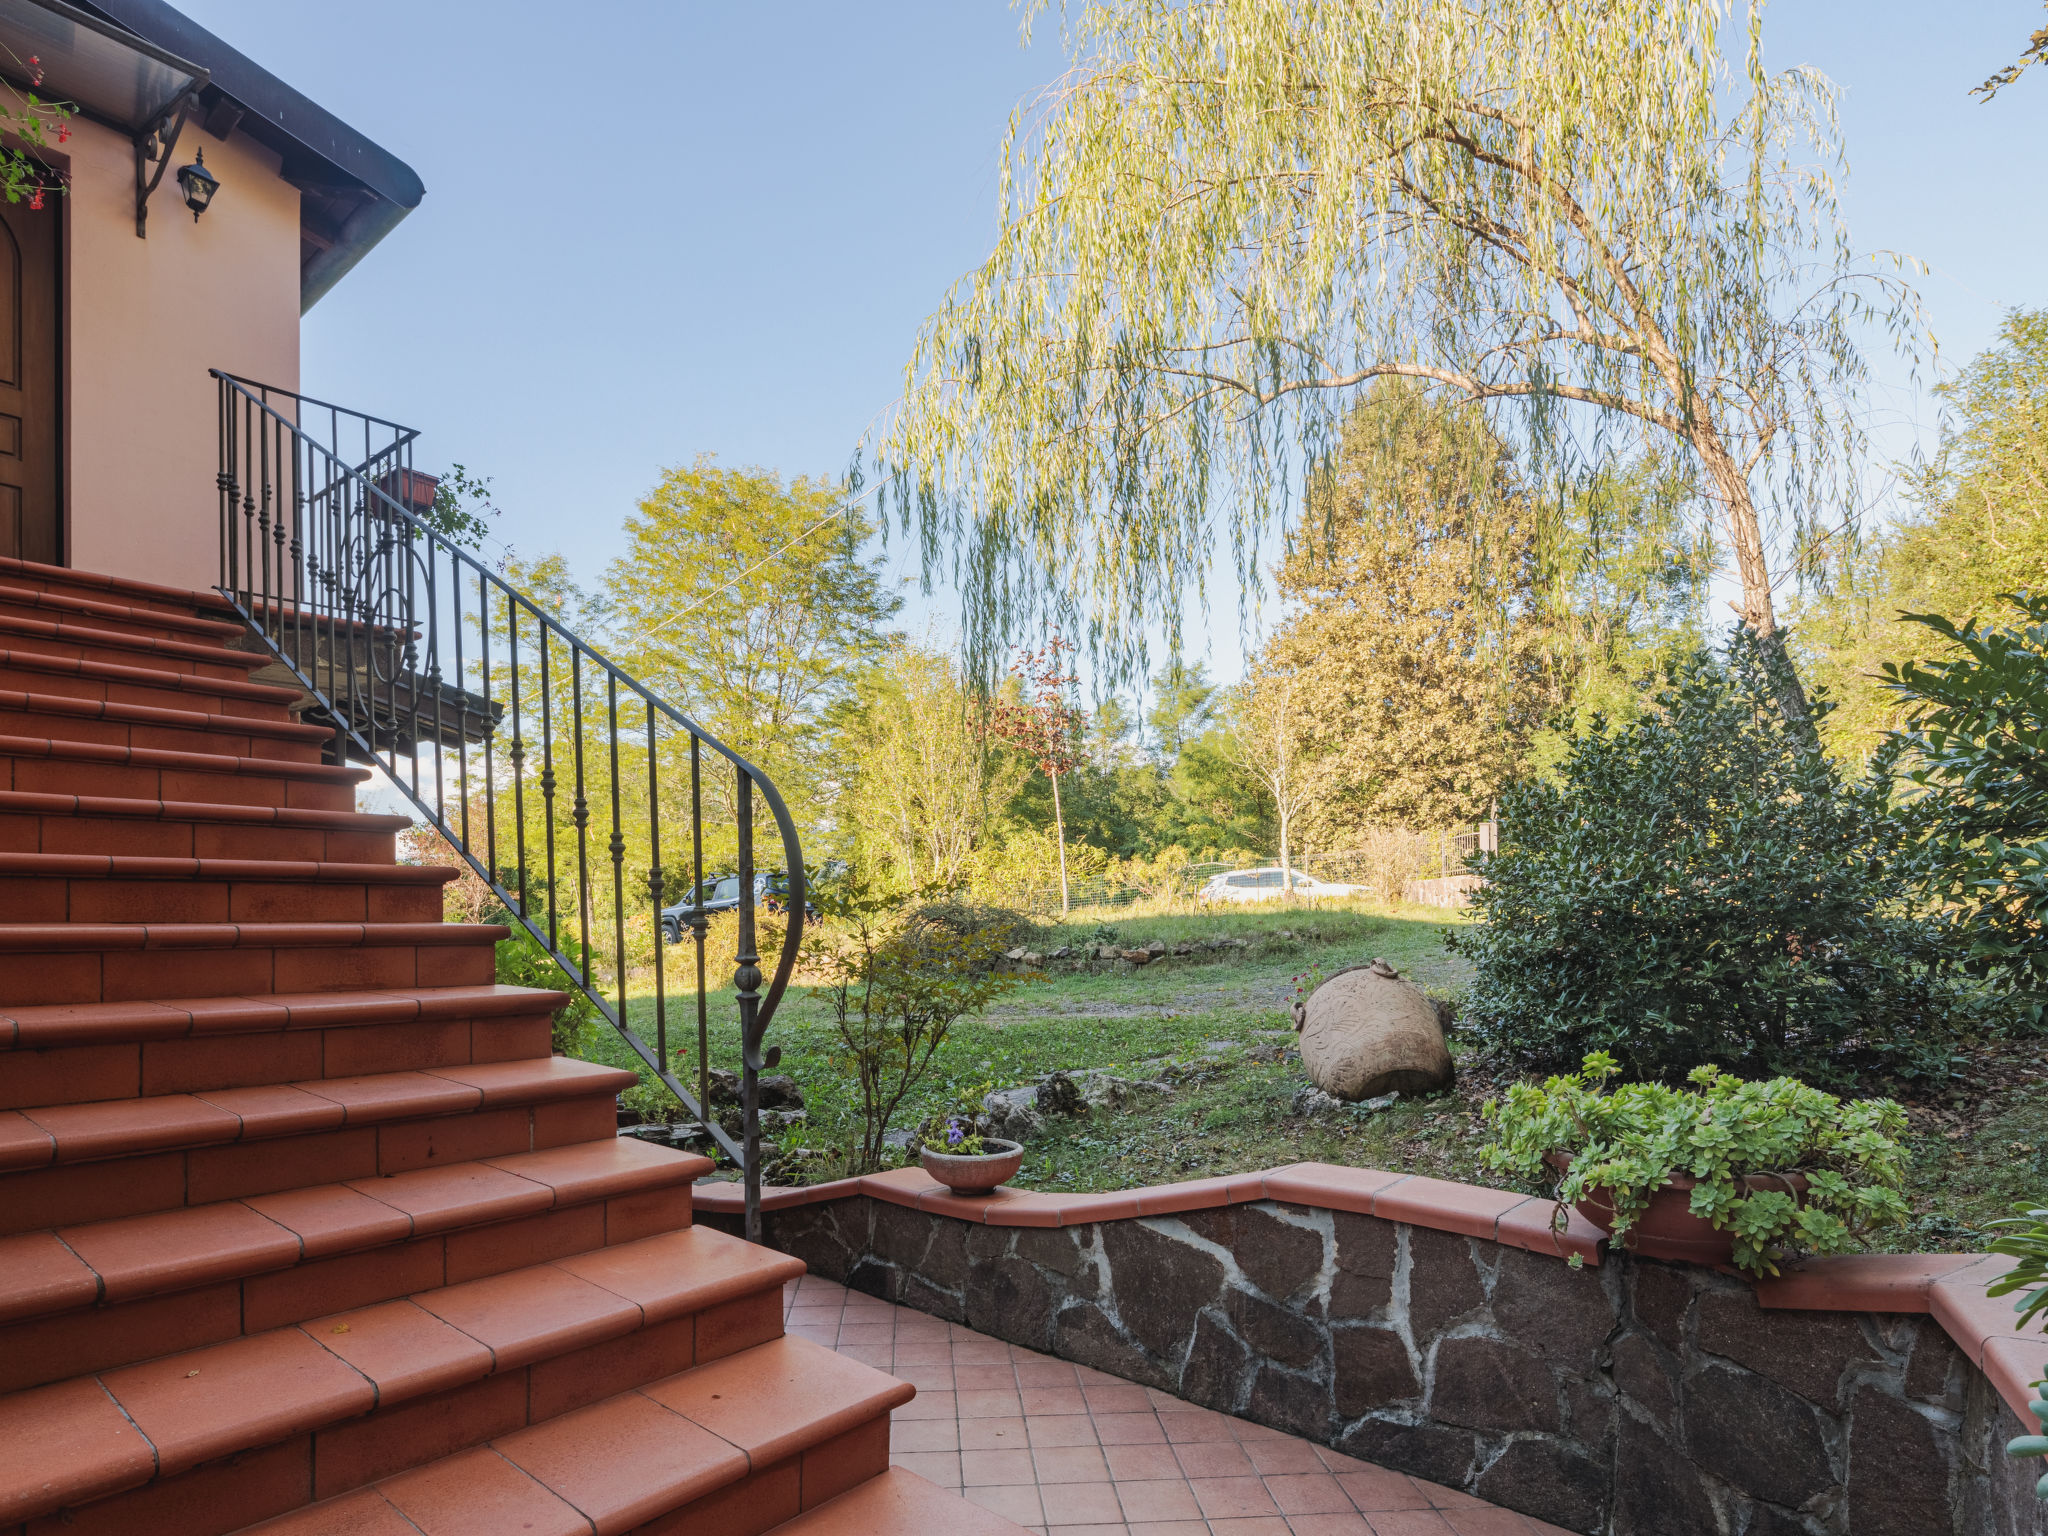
[1480,1052,1909,1277]
[1449,634,1960,1079]
[494,925,601,1057]
[1883,592,2048,1017]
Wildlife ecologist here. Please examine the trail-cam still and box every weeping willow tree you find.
[878,0,1929,727]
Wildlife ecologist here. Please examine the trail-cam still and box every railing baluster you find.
[206,371,803,1197]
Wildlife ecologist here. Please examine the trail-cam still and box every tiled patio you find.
[782,1272,1573,1536]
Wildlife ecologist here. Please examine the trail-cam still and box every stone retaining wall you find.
[702,1192,2045,1536]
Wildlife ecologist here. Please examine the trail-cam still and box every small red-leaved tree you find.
[989,633,1083,913]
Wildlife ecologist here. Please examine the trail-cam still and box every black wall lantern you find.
[175,147,219,222]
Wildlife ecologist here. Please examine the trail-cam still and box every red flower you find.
[56,123,69,144]
[27,189,43,210]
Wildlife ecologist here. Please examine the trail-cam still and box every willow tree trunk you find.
[1696,435,1816,737]
[1050,770,1071,915]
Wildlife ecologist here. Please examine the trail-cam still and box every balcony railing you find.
[213,371,803,1240]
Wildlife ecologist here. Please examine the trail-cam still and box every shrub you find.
[1450,633,1959,1079]
[494,926,601,1057]
[1481,1052,1909,1277]
[1883,592,2048,1017]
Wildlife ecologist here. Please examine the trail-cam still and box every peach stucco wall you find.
[62,112,300,592]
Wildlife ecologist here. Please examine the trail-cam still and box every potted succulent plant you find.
[1481,1052,1910,1277]
[919,1115,1023,1196]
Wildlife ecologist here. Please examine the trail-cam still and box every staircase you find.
[0,557,1024,1536]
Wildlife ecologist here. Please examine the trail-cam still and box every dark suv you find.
[658,872,807,944]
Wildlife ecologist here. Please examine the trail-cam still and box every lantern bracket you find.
[134,90,201,238]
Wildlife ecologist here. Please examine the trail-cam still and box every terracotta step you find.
[0,581,244,645]
[0,1052,627,1229]
[0,920,503,1007]
[0,1139,709,1390]
[217,1332,903,1536]
[0,647,306,721]
[0,1229,816,1532]
[0,610,270,682]
[0,851,455,927]
[768,1467,1034,1536]
[0,554,240,621]
[0,734,364,810]
[0,687,329,763]
[0,790,408,860]
[0,981,563,1051]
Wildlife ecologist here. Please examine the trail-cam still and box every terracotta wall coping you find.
[693,1159,2045,1423]
[692,1160,1605,1263]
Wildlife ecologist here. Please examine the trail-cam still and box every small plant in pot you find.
[1481,1052,1910,1277]
[918,1115,1023,1196]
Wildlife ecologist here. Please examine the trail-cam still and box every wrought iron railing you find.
[213,371,803,1240]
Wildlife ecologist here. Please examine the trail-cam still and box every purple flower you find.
[946,1120,965,1147]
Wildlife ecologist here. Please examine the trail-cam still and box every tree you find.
[1268,384,1556,840]
[603,457,900,843]
[880,0,1927,729]
[1147,660,1215,764]
[843,641,1023,889]
[1220,665,1308,894]
[1976,3,2048,99]
[986,634,1084,911]
[1798,310,2048,761]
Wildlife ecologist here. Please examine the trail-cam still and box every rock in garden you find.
[1037,1070,1089,1117]
[701,1069,806,1111]
[1290,957,1454,1102]
[983,1085,1043,1141]
[1292,1084,1346,1117]
[1072,1069,1171,1111]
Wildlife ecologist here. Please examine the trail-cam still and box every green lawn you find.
[576,897,2042,1253]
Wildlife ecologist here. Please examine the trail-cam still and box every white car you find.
[1198,868,1358,903]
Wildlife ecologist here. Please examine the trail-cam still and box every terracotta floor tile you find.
[835,1322,895,1349]
[1335,1468,1434,1511]
[837,1343,896,1369]
[0,1375,159,1522]
[376,1445,590,1536]
[59,1201,300,1302]
[1190,1475,1283,1519]
[1243,1438,1330,1475]
[956,1362,1023,1391]
[1015,1358,1081,1387]
[1094,1413,1169,1446]
[1082,1384,1153,1415]
[787,1322,840,1344]
[1413,1479,1492,1511]
[961,1416,1030,1450]
[891,1450,964,1489]
[1361,1512,1459,1535]
[493,1389,745,1531]
[1442,1512,1537,1535]
[415,1263,640,1369]
[1287,1516,1376,1536]
[963,1448,1039,1486]
[103,1327,376,1475]
[1124,1523,1207,1535]
[1049,1524,1126,1536]
[555,1227,792,1323]
[1160,1406,1241,1443]
[892,1417,960,1453]
[892,1341,953,1365]
[894,1388,957,1421]
[1041,1479,1124,1524]
[1022,1386,1088,1416]
[240,1486,420,1534]
[1103,1443,1183,1481]
[28,1094,239,1161]
[194,1084,349,1139]
[1206,1519,1293,1535]
[1028,1414,1100,1448]
[954,1338,1013,1364]
[306,1299,494,1403]
[1267,1473,1356,1515]
[893,1361,956,1391]
[1174,1439,1258,1480]
[963,1481,1045,1524]
[959,1388,1025,1418]
[1033,1444,1111,1483]
[1109,1476,1203,1521]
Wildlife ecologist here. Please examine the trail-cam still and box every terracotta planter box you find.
[921,1138,1024,1196]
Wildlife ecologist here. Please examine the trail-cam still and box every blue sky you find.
[177,0,2048,693]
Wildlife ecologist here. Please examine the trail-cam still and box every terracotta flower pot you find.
[920,1138,1024,1196]
[1548,1154,1808,1268]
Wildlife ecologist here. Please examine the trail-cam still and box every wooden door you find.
[0,196,59,565]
